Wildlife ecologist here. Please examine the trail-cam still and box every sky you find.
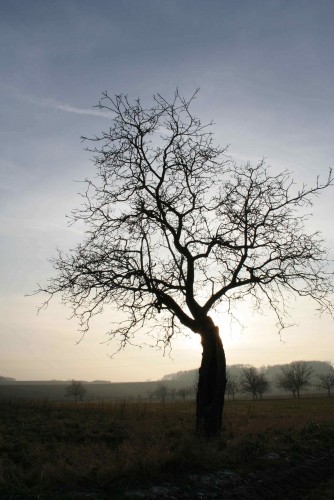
[1,0,334,382]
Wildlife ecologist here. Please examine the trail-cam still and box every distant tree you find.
[225,372,239,400]
[169,388,176,401]
[240,366,269,400]
[38,89,334,438]
[147,390,154,402]
[177,387,192,402]
[315,364,334,397]
[65,380,87,402]
[276,362,313,399]
[256,371,270,400]
[154,384,168,403]
[240,367,253,399]
[0,376,16,383]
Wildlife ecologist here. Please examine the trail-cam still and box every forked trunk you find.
[196,320,227,439]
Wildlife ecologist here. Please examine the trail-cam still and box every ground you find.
[0,397,333,498]
[125,450,334,499]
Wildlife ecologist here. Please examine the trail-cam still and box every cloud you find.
[51,102,113,118]
[15,91,114,119]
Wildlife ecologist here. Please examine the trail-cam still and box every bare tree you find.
[225,371,239,400]
[154,384,168,403]
[239,366,269,400]
[147,390,154,402]
[315,364,334,397]
[256,371,270,400]
[177,387,192,402]
[169,388,176,401]
[276,361,313,399]
[65,380,87,402]
[0,376,16,383]
[38,90,334,438]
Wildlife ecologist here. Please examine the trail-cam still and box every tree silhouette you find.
[315,364,334,397]
[225,371,239,400]
[65,380,87,402]
[154,384,168,403]
[276,361,313,399]
[39,90,333,438]
[256,371,270,400]
[177,387,193,402]
[239,366,269,400]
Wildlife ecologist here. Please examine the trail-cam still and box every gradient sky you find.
[1,0,334,381]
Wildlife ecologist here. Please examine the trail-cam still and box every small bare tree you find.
[38,90,334,438]
[177,387,192,402]
[276,361,313,399]
[256,372,270,400]
[225,371,239,400]
[315,364,334,397]
[154,384,168,403]
[240,366,269,400]
[65,380,87,402]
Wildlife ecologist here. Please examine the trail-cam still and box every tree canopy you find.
[38,89,334,437]
[65,380,87,402]
[315,364,334,397]
[276,361,313,399]
[40,90,333,346]
[239,366,270,400]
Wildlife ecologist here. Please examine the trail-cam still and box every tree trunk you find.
[196,319,226,439]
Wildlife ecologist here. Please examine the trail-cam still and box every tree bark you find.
[196,319,227,439]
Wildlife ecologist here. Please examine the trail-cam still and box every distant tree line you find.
[130,361,334,403]
[3,361,333,403]
[0,376,16,383]
[225,361,334,400]
[147,384,195,403]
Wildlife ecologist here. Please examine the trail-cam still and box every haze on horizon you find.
[1,0,334,382]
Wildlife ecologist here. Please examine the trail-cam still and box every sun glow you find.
[213,311,244,349]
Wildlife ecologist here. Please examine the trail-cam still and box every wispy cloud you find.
[50,102,113,118]
[16,91,113,119]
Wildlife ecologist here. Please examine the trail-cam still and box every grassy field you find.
[0,397,333,498]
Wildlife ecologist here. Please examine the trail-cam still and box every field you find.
[0,397,334,498]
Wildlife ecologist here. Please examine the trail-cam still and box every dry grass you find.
[0,397,333,497]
